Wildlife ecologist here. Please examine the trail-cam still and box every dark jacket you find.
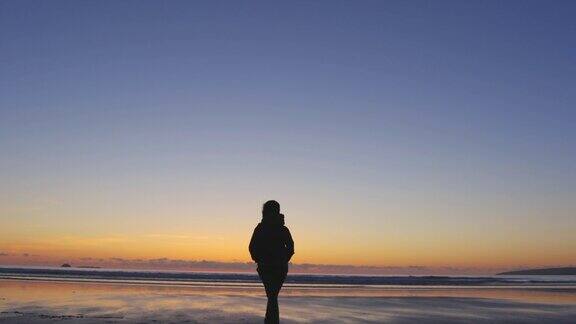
[249,215,294,266]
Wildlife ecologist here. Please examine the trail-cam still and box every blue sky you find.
[1,1,575,271]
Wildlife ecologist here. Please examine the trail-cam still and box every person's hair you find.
[262,200,280,218]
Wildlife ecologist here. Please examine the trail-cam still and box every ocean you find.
[1,266,576,323]
[1,266,575,287]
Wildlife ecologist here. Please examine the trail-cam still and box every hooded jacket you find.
[249,214,294,266]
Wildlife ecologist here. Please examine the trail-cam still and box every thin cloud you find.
[90,257,443,274]
[144,234,192,239]
[143,234,225,241]
[3,253,563,275]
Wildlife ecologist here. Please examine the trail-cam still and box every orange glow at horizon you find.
[1,189,575,274]
[2,228,574,272]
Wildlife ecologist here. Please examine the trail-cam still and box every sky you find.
[1,1,575,274]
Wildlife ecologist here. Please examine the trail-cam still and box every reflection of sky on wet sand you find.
[1,279,576,323]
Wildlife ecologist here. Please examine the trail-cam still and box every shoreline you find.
[2,278,576,323]
[3,275,576,292]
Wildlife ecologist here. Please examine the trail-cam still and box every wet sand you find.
[1,278,576,323]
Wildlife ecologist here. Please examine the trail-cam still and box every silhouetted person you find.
[249,200,294,324]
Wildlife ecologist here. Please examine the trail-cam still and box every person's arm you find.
[249,225,260,263]
[284,227,295,262]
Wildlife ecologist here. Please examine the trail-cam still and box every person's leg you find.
[258,266,278,324]
[269,265,289,323]
[271,265,288,323]
[258,266,285,324]
[267,267,284,324]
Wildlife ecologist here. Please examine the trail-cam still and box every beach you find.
[1,276,576,323]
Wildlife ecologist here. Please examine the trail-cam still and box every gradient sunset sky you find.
[1,1,575,274]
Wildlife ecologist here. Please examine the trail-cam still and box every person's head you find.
[262,200,280,219]
[262,200,284,226]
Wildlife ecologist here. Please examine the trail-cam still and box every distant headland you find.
[498,267,576,275]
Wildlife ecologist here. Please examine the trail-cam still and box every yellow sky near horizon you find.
[2,207,574,271]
